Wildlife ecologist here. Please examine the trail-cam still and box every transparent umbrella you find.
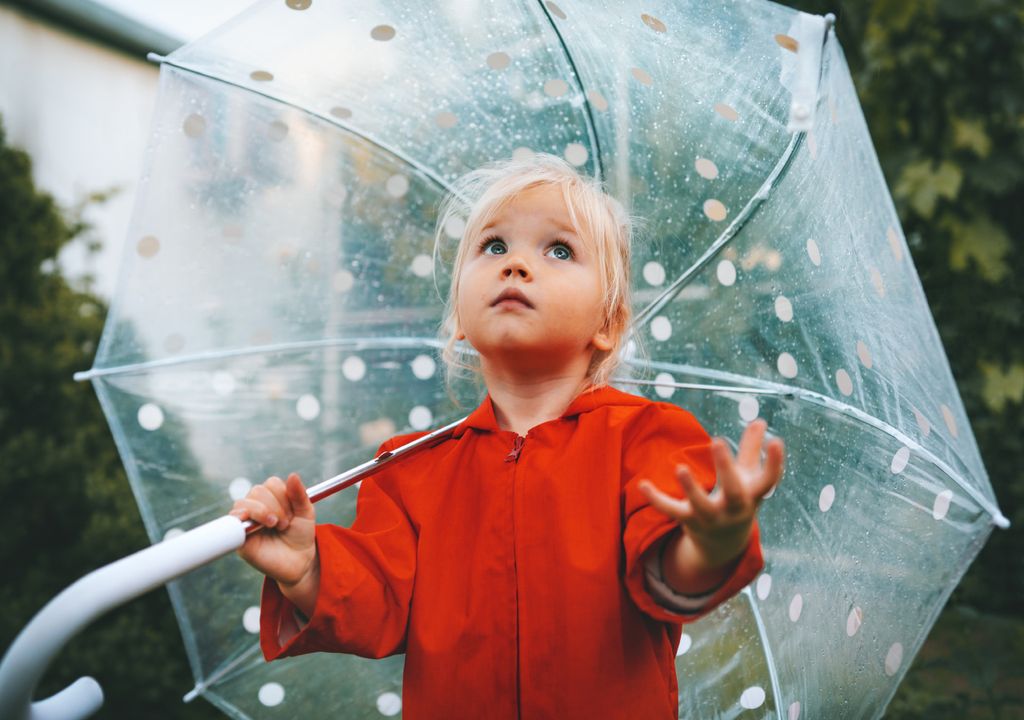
[63,0,1008,717]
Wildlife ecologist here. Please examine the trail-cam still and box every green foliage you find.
[0,117,220,720]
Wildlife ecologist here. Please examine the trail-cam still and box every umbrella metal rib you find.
[629,359,1010,529]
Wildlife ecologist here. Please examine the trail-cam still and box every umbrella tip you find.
[993,512,1011,530]
[183,684,204,703]
[824,13,836,30]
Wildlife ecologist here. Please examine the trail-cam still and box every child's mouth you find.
[491,289,534,308]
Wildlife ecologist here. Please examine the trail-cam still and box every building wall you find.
[0,4,159,300]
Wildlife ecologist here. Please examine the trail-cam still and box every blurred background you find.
[0,0,1020,717]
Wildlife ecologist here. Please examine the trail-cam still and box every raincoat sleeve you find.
[621,403,764,624]
[259,435,417,660]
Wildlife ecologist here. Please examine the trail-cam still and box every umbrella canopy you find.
[81,0,1006,717]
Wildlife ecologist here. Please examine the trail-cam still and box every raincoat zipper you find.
[505,434,526,463]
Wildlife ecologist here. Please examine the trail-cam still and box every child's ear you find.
[591,330,613,352]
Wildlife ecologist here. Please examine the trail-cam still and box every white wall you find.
[0,5,159,300]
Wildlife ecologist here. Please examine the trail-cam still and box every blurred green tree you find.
[0,116,221,720]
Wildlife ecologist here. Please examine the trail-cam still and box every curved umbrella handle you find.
[0,516,245,720]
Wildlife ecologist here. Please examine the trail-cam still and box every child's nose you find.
[500,255,531,279]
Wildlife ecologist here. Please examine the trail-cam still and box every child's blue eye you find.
[481,238,507,255]
[546,243,573,261]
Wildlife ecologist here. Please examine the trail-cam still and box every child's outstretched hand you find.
[638,419,784,574]
[229,472,319,596]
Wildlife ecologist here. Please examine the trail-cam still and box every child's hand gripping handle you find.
[230,473,320,617]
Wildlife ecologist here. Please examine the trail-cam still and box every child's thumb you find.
[285,472,316,519]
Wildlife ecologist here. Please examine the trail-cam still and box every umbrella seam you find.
[150,59,468,202]
[533,0,604,181]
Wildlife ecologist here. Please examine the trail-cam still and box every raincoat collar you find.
[453,384,649,437]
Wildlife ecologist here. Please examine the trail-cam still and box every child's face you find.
[455,184,612,377]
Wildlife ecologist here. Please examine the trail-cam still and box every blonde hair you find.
[433,153,638,393]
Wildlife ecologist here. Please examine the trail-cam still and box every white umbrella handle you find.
[0,516,246,720]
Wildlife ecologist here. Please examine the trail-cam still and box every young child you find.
[230,153,785,719]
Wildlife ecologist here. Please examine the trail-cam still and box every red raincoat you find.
[261,385,763,718]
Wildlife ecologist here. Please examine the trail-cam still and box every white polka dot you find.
[716,259,737,286]
[676,633,692,656]
[512,146,534,162]
[411,355,436,380]
[163,528,184,541]
[913,407,931,437]
[411,254,434,278]
[847,606,863,636]
[740,686,766,710]
[258,682,285,707]
[333,269,354,293]
[434,111,458,129]
[703,199,727,221]
[777,352,798,378]
[941,404,958,438]
[806,238,821,266]
[650,316,672,341]
[789,701,801,720]
[544,78,568,97]
[630,67,653,86]
[376,692,402,716]
[819,484,836,512]
[695,157,718,179]
[789,593,803,622]
[888,226,903,261]
[444,216,466,239]
[386,174,409,198]
[228,477,252,500]
[891,447,910,474]
[933,489,953,520]
[212,371,236,396]
[884,642,903,676]
[836,369,853,396]
[653,372,675,399]
[297,394,321,421]
[856,340,873,369]
[138,403,164,431]
[409,405,433,430]
[714,102,738,121]
[870,267,885,297]
[642,261,665,286]
[342,356,366,381]
[739,396,759,423]
[756,573,772,600]
[243,606,261,634]
[775,295,793,322]
[564,143,588,166]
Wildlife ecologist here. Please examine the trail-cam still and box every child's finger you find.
[638,480,694,523]
[285,472,315,521]
[709,439,746,511]
[754,439,786,499]
[249,484,287,528]
[737,419,767,469]
[232,497,279,528]
[673,465,716,518]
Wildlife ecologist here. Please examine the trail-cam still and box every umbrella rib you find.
[182,643,263,703]
[630,130,805,333]
[741,585,785,715]
[533,1,605,181]
[626,359,1010,529]
[74,337,447,381]
[148,55,468,204]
